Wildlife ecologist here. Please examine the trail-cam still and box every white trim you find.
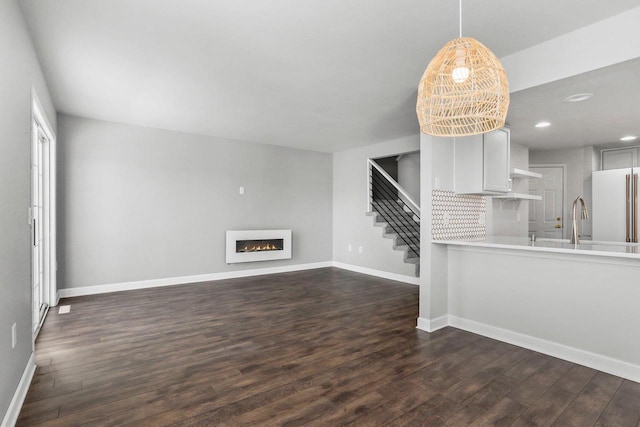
[31,88,57,309]
[332,262,419,285]
[30,89,55,141]
[1,353,35,427]
[448,315,640,384]
[48,131,57,308]
[58,262,333,298]
[30,89,57,351]
[416,315,449,333]
[57,261,419,299]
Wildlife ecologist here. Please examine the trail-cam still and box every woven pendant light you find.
[416,2,509,137]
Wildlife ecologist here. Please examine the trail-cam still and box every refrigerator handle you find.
[634,173,638,243]
[626,174,631,243]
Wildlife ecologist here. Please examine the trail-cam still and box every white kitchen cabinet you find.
[601,146,638,170]
[454,128,511,194]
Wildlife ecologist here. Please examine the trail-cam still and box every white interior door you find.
[529,166,564,239]
[32,121,49,335]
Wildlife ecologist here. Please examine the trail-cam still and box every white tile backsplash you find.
[432,190,486,240]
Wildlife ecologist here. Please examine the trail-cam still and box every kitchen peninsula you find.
[424,237,640,383]
[419,130,640,385]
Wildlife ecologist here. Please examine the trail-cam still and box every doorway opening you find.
[31,91,56,339]
[529,164,566,240]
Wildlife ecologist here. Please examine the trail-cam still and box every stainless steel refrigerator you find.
[593,167,638,242]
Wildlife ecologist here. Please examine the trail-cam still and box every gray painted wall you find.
[488,143,530,237]
[398,152,421,205]
[419,135,453,324]
[373,157,399,181]
[333,135,419,276]
[0,0,56,420]
[57,115,332,289]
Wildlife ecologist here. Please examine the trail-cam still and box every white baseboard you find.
[58,261,419,300]
[332,262,419,285]
[416,315,449,333]
[448,315,640,384]
[1,353,35,427]
[58,261,333,298]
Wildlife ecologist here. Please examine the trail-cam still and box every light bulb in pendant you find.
[452,49,469,83]
[452,66,469,83]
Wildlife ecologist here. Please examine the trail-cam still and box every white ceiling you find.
[19,0,640,152]
[508,57,640,150]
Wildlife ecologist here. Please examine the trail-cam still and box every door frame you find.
[529,164,567,239]
[31,89,57,341]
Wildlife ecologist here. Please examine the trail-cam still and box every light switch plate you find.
[239,187,245,195]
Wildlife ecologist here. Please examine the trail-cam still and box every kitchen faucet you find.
[570,196,589,244]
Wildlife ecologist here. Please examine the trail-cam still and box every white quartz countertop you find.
[433,236,640,259]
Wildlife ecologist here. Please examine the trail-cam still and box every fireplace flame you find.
[241,243,280,252]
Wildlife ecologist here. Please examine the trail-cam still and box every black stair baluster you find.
[369,164,420,261]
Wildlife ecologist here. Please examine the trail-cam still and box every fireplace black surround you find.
[236,239,284,253]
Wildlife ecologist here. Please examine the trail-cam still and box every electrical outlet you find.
[516,212,521,223]
[358,246,363,254]
[239,186,245,195]
[443,212,451,226]
[11,323,16,349]
[348,245,352,252]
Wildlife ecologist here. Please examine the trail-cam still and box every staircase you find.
[367,159,420,277]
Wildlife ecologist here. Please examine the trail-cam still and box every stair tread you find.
[368,201,420,277]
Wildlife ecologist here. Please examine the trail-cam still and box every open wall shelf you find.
[493,192,542,201]
[511,168,543,179]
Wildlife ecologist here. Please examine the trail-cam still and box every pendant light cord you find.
[459,0,462,38]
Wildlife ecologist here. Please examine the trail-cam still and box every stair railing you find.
[367,159,420,217]
[367,159,421,258]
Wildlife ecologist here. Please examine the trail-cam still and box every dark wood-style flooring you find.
[18,268,640,426]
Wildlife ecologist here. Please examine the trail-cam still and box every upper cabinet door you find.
[601,147,638,170]
[454,134,484,194]
[483,128,511,193]
[454,127,510,195]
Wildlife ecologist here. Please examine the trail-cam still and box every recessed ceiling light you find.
[535,121,551,128]
[564,93,593,103]
[620,136,637,142]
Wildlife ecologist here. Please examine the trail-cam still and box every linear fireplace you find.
[236,239,284,253]
[226,230,292,263]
